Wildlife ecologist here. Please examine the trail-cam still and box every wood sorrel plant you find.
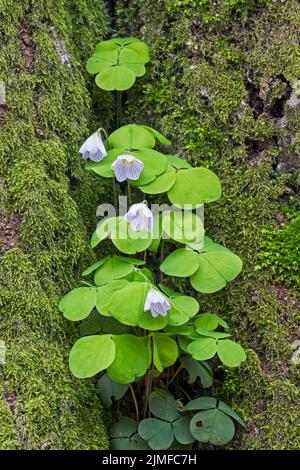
[59,37,246,450]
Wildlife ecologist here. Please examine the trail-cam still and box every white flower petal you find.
[111,154,144,182]
[79,129,107,162]
[123,202,153,232]
[144,288,170,318]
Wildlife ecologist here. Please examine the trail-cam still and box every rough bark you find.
[0,0,111,450]
[116,0,300,450]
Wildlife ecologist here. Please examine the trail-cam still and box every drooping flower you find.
[111,154,144,182]
[79,129,107,162]
[123,202,153,232]
[144,287,171,318]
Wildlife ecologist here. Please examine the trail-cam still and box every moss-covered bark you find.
[0,0,111,450]
[116,0,300,450]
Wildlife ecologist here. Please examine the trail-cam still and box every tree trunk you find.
[0,0,111,449]
[115,0,300,450]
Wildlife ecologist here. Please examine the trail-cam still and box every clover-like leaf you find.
[119,48,146,77]
[96,279,129,316]
[138,419,174,450]
[139,165,176,194]
[92,216,153,254]
[194,328,231,339]
[172,416,195,445]
[162,210,204,244]
[161,238,242,293]
[96,373,129,408]
[108,124,155,149]
[59,287,98,321]
[149,392,181,422]
[109,282,169,330]
[180,357,213,388]
[217,401,246,428]
[108,334,150,384]
[184,396,217,411]
[194,313,219,331]
[95,65,136,91]
[69,335,116,378]
[190,250,243,293]
[91,217,116,248]
[160,248,200,277]
[111,418,150,450]
[166,154,191,169]
[168,295,199,326]
[87,38,150,91]
[167,168,222,208]
[187,337,218,361]
[190,409,235,446]
[217,340,246,368]
[93,256,135,286]
[152,333,178,372]
[79,310,103,336]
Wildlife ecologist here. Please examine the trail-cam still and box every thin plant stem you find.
[143,373,150,418]
[144,249,147,262]
[127,181,132,206]
[129,384,140,422]
[143,364,153,419]
[168,365,182,387]
[179,385,192,401]
[113,178,117,213]
[159,239,165,283]
[116,91,122,128]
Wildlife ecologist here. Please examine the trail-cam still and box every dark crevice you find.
[0,104,6,125]
[245,138,267,165]
[268,75,292,118]
[105,0,117,35]
[245,78,264,119]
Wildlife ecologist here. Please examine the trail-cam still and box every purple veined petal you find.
[111,154,144,182]
[112,159,128,181]
[79,129,107,161]
[127,159,144,180]
[151,302,164,316]
[131,212,149,231]
[124,212,136,224]
[89,148,106,162]
[123,202,153,232]
[144,287,171,318]
[150,306,160,317]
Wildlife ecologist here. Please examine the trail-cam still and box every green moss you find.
[0,0,111,450]
[116,0,300,449]
[259,213,300,289]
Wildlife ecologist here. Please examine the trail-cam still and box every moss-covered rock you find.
[115,0,300,449]
[0,0,111,450]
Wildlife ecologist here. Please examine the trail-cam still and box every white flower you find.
[111,154,144,182]
[79,129,107,162]
[144,287,171,318]
[123,202,153,232]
